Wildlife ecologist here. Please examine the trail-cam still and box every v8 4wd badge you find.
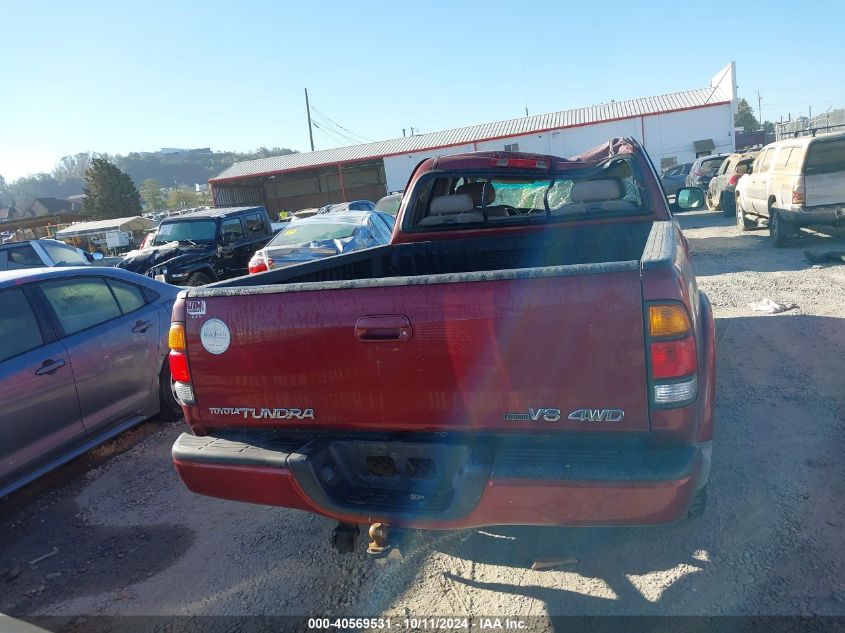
[568,409,625,422]
[504,408,561,422]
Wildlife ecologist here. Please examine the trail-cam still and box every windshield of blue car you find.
[153,220,217,244]
[267,222,358,247]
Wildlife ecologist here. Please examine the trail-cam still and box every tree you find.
[140,178,165,210]
[52,152,93,183]
[0,175,11,207]
[167,186,202,210]
[82,158,141,220]
[735,98,760,132]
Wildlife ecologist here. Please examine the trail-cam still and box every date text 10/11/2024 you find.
[307,618,529,630]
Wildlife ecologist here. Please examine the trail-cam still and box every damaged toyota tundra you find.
[167,138,716,554]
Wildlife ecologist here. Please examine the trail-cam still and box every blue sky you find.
[1,0,843,181]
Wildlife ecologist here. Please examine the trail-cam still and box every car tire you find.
[158,362,182,421]
[721,191,735,217]
[735,196,754,231]
[687,485,708,519]
[706,191,719,211]
[769,208,796,247]
[187,271,213,286]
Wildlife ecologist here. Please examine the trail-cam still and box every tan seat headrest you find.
[429,193,474,215]
[570,179,623,203]
[456,182,496,207]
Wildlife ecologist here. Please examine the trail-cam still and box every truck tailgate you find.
[186,268,649,433]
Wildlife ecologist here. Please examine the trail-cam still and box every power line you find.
[312,119,362,146]
[310,105,374,143]
[311,107,372,143]
[312,121,359,147]
[311,115,364,145]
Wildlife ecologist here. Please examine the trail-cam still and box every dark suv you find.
[686,154,730,190]
[118,206,273,285]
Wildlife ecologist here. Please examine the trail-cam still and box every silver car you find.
[0,267,181,497]
[248,210,395,273]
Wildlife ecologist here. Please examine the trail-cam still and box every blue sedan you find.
[0,266,181,497]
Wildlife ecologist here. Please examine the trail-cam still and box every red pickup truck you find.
[168,138,715,552]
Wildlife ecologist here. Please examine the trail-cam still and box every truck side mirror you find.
[674,187,706,211]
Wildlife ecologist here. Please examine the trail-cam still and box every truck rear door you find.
[184,266,650,433]
[804,136,845,207]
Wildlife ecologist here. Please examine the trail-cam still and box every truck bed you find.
[212,220,658,289]
[183,221,674,435]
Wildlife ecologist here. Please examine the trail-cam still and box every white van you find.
[734,132,845,246]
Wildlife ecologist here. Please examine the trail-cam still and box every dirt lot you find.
[2,210,844,627]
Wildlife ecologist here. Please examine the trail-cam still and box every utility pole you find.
[757,90,762,131]
[304,88,315,152]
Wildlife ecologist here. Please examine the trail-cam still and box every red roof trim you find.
[210,101,730,184]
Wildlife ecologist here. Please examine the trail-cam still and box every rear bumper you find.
[780,205,845,226]
[172,432,709,529]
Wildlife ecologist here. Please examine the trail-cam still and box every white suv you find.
[734,132,845,246]
[0,239,101,270]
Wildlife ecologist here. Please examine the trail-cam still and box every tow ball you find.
[366,523,392,557]
[331,523,360,554]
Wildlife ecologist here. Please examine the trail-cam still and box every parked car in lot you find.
[706,151,758,215]
[0,239,104,270]
[168,139,715,552]
[660,162,692,197]
[734,132,845,245]
[374,192,403,216]
[247,210,395,273]
[0,267,180,497]
[685,154,729,190]
[117,206,274,285]
[316,200,376,214]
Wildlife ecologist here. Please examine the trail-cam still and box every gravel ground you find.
[1,210,844,627]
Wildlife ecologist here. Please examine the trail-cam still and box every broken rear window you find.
[406,156,647,229]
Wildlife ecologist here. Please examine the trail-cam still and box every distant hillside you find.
[118,147,296,188]
[0,147,297,209]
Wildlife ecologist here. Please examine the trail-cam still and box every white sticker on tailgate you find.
[187,300,206,317]
[200,318,230,355]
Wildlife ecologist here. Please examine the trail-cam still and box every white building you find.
[211,63,737,214]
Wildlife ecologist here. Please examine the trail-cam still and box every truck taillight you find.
[728,174,742,186]
[650,338,697,379]
[792,182,805,205]
[168,322,195,405]
[168,322,186,351]
[647,304,697,407]
[169,351,191,383]
[248,254,267,274]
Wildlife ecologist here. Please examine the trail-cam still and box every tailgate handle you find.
[355,315,412,342]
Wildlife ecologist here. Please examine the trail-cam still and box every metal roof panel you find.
[211,86,728,182]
